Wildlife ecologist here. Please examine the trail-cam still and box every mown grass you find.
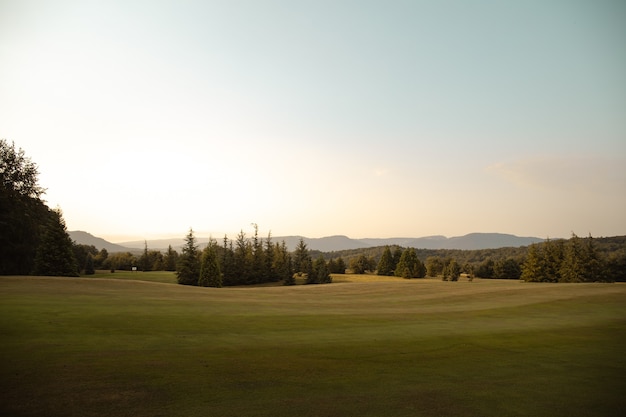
[1,277,625,417]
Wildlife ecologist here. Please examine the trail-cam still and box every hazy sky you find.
[1,0,625,242]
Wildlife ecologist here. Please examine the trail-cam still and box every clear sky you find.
[1,0,625,242]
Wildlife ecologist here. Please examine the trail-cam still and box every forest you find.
[2,139,625,283]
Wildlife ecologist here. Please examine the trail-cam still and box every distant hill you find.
[273,233,543,252]
[68,231,133,252]
[73,231,544,253]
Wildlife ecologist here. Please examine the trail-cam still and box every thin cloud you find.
[485,155,626,193]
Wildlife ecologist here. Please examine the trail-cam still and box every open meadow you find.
[1,276,625,417]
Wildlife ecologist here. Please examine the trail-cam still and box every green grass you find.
[1,276,625,417]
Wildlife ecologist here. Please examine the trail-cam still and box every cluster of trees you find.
[175,226,335,287]
[375,247,426,278]
[1,140,78,276]
[521,234,610,282]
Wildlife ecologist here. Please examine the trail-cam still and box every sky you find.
[1,0,625,242]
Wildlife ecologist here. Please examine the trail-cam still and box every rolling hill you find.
[70,231,543,252]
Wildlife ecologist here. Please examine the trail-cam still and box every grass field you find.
[1,276,625,417]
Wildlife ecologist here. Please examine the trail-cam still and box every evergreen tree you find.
[446,259,461,281]
[139,240,150,271]
[176,228,200,286]
[394,248,424,278]
[234,230,251,285]
[221,236,236,285]
[250,223,265,284]
[84,254,95,275]
[199,239,222,287]
[391,247,403,271]
[426,256,444,277]
[274,240,293,284]
[494,258,522,279]
[293,238,311,275]
[163,245,178,271]
[582,234,604,282]
[521,244,544,282]
[542,238,564,282]
[560,233,584,283]
[327,257,346,274]
[312,255,332,284]
[33,208,79,277]
[377,246,394,276]
[264,232,276,282]
[351,254,371,274]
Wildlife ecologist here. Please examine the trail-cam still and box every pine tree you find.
[313,255,332,284]
[581,234,604,282]
[394,248,423,278]
[446,259,461,281]
[176,228,200,286]
[377,246,394,276]
[293,238,311,274]
[335,257,346,274]
[560,233,584,282]
[32,208,79,277]
[199,239,222,287]
[163,245,178,271]
[521,243,544,282]
[542,238,563,282]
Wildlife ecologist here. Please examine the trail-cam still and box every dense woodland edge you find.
[2,139,626,284]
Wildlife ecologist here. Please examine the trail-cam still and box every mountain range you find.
[69,231,544,253]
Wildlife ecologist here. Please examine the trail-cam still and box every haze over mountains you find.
[69,231,544,253]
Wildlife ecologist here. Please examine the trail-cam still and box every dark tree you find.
[560,233,584,283]
[377,246,394,276]
[84,254,95,275]
[394,248,425,278]
[494,258,522,279]
[521,244,543,282]
[391,247,403,271]
[311,255,332,284]
[426,256,444,277]
[1,139,49,274]
[351,254,371,274]
[163,245,178,271]
[72,243,98,274]
[199,239,222,287]
[274,240,293,284]
[293,238,311,275]
[33,208,79,277]
[176,228,200,286]
[334,257,346,274]
[444,259,461,281]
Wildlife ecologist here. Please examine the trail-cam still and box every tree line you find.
[175,225,337,287]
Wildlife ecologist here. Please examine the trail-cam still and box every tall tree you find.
[311,255,332,284]
[351,254,371,274]
[582,234,604,282]
[32,208,79,277]
[163,245,178,271]
[377,246,394,276]
[139,240,150,271]
[394,248,424,278]
[199,239,222,287]
[560,233,584,283]
[1,139,49,274]
[274,240,293,284]
[176,228,200,286]
[293,238,311,275]
[521,244,544,282]
[426,256,444,277]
